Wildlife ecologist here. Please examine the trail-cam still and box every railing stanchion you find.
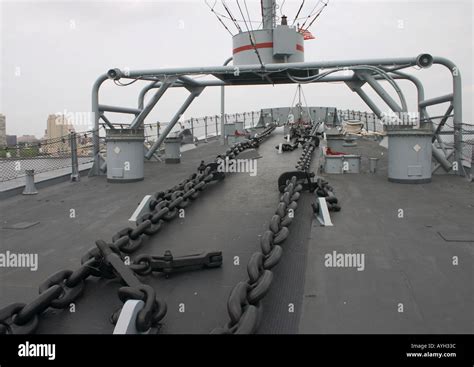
[70,132,80,182]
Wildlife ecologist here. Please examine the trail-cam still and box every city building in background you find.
[6,135,17,146]
[0,114,6,147]
[44,114,76,140]
[17,135,39,144]
[42,114,76,155]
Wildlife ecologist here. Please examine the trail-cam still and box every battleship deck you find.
[0,129,473,334]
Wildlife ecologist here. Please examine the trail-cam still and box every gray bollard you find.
[22,170,38,195]
[369,158,379,174]
[164,137,181,164]
[70,132,80,182]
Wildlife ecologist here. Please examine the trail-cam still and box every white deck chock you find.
[128,195,152,224]
[113,299,149,334]
[316,197,333,226]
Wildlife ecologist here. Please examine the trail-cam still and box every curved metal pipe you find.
[112,56,422,79]
[137,80,188,109]
[137,79,225,109]
[386,70,425,117]
[432,56,463,175]
[138,80,161,109]
[90,74,109,176]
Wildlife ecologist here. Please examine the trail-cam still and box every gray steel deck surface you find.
[300,139,474,334]
[0,132,472,334]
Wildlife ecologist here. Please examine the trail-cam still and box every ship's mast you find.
[262,0,276,29]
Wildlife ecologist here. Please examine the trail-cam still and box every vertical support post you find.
[262,0,276,29]
[204,116,208,142]
[252,111,255,128]
[215,115,219,137]
[70,132,80,182]
[190,118,194,141]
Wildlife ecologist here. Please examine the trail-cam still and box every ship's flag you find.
[299,29,315,40]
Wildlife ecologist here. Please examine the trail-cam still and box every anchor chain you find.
[0,125,276,334]
[295,123,320,172]
[212,123,324,334]
[312,178,341,213]
[211,176,303,334]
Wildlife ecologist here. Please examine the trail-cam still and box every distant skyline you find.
[0,0,473,137]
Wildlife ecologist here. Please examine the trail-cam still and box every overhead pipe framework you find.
[90,53,464,178]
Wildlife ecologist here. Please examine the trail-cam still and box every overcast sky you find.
[0,0,472,137]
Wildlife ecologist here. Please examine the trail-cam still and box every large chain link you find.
[0,124,276,334]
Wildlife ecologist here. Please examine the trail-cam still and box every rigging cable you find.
[292,0,305,26]
[285,85,300,124]
[222,0,243,32]
[278,0,286,16]
[286,65,408,111]
[114,77,143,87]
[212,10,263,25]
[205,0,235,36]
[244,0,265,66]
[302,0,328,31]
[300,85,314,123]
[290,85,299,108]
[205,3,263,26]
[300,0,324,30]
[238,0,265,68]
